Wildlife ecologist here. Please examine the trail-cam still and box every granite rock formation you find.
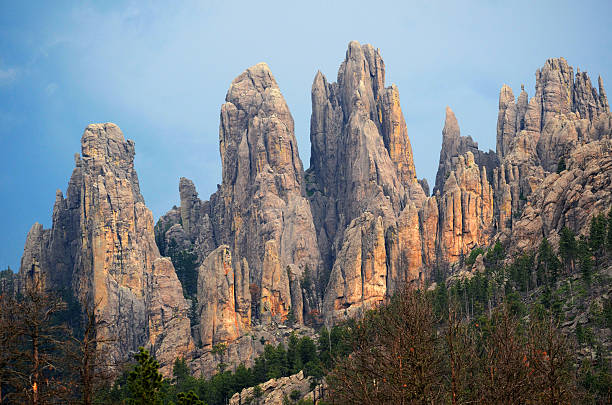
[508,138,612,253]
[437,151,494,263]
[492,57,610,239]
[434,107,497,195]
[229,370,315,405]
[315,48,610,323]
[19,123,193,375]
[18,43,612,380]
[322,212,388,322]
[307,42,425,275]
[216,63,320,293]
[197,245,249,348]
[154,63,324,375]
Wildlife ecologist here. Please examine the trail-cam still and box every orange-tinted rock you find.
[438,152,494,263]
[260,240,291,323]
[19,123,193,375]
[323,212,387,323]
[198,245,248,347]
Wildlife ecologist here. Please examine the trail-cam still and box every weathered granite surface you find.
[19,124,193,375]
[18,44,612,380]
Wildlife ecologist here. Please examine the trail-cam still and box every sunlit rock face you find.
[197,245,250,347]
[18,43,612,380]
[19,123,193,375]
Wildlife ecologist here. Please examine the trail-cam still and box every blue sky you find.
[1,0,610,271]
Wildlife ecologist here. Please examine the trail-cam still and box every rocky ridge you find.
[19,43,611,378]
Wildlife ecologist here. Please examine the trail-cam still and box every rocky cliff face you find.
[306,42,443,323]
[437,151,494,264]
[307,42,425,276]
[152,63,324,375]
[158,63,321,328]
[19,124,193,375]
[197,245,249,347]
[315,48,610,323]
[18,43,611,379]
[434,107,497,195]
[216,63,321,295]
[492,57,610,240]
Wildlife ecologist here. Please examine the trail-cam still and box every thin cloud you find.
[45,83,59,96]
[0,67,17,84]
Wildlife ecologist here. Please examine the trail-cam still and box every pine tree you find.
[127,347,164,405]
[176,390,206,405]
[7,283,71,404]
[233,363,254,392]
[286,333,300,373]
[559,226,577,273]
[433,281,449,320]
[577,237,593,282]
[317,327,332,370]
[588,213,607,267]
[556,157,566,173]
[607,206,612,253]
[536,237,561,286]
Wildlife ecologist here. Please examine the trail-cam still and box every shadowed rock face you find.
[19,123,193,375]
[322,212,387,323]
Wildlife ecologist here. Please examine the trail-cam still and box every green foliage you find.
[301,265,312,292]
[167,240,199,299]
[559,226,577,272]
[317,322,354,371]
[286,306,296,326]
[465,246,484,267]
[484,241,505,273]
[579,351,612,402]
[588,213,607,255]
[211,342,227,356]
[577,236,593,282]
[557,156,566,173]
[108,330,342,405]
[290,389,301,401]
[539,287,564,320]
[177,390,206,405]
[504,291,526,317]
[127,347,164,405]
[536,237,561,286]
[575,324,595,346]
[432,281,449,320]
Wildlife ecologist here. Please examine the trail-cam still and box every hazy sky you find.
[1,0,610,270]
